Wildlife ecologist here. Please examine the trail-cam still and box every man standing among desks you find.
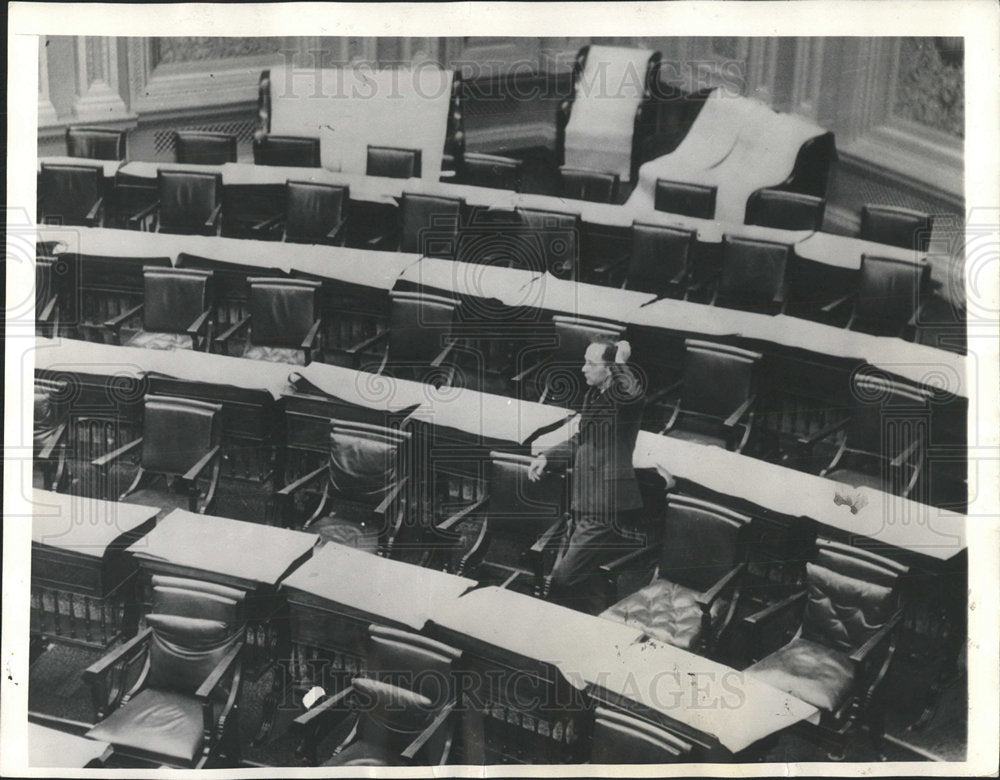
[529,338,673,615]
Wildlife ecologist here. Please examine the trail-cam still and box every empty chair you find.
[366,145,422,179]
[66,126,126,161]
[104,266,213,351]
[253,181,349,245]
[252,134,321,167]
[35,254,63,338]
[712,236,792,315]
[398,193,464,257]
[601,495,749,654]
[658,340,761,453]
[83,577,245,768]
[129,170,223,235]
[38,163,104,227]
[743,540,908,759]
[215,277,322,366]
[92,395,223,514]
[273,419,411,554]
[859,205,933,252]
[823,254,929,338]
[654,178,716,219]
[456,152,523,191]
[174,130,238,165]
[559,166,619,203]
[589,708,693,764]
[34,377,70,492]
[516,206,582,279]
[745,188,826,231]
[622,222,695,298]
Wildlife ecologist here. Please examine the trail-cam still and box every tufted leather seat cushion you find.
[126,330,194,351]
[242,344,306,366]
[600,579,727,650]
[86,688,204,764]
[824,467,886,493]
[746,637,854,712]
[312,508,380,553]
[801,563,893,652]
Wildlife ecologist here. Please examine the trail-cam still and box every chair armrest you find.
[185,308,212,338]
[195,642,243,701]
[205,203,223,230]
[374,475,408,515]
[103,302,143,333]
[37,422,68,461]
[85,196,105,225]
[600,543,659,576]
[252,214,284,232]
[400,701,456,763]
[796,416,851,449]
[723,395,755,428]
[511,359,545,383]
[214,315,251,345]
[435,495,488,532]
[528,514,568,556]
[345,328,389,356]
[301,318,323,352]
[276,464,329,497]
[326,218,347,242]
[91,437,143,469]
[128,200,159,228]
[647,380,683,406]
[821,293,852,314]
[182,445,221,482]
[889,437,922,468]
[743,590,807,627]
[38,294,59,323]
[697,563,745,610]
[291,684,356,732]
[850,610,903,665]
[82,627,152,682]
[429,339,458,368]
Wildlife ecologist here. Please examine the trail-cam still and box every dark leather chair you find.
[622,222,695,298]
[515,207,582,279]
[129,170,223,236]
[399,193,464,257]
[215,277,322,366]
[601,495,749,655]
[559,166,619,203]
[792,374,930,498]
[253,181,348,245]
[745,188,826,231]
[174,130,238,165]
[38,163,104,227]
[252,134,321,167]
[35,254,63,338]
[66,126,126,161]
[456,152,523,191]
[824,254,929,339]
[104,266,214,351]
[294,625,461,767]
[92,394,223,514]
[436,451,567,596]
[743,540,908,759]
[83,578,245,768]
[589,708,693,763]
[654,179,716,219]
[859,205,933,252]
[34,377,70,492]
[273,420,411,555]
[712,236,792,315]
[658,340,761,453]
[366,146,422,179]
[342,290,459,384]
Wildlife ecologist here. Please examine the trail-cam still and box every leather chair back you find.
[559,166,619,204]
[142,267,212,334]
[248,277,320,345]
[34,377,69,449]
[846,374,930,458]
[367,625,460,705]
[654,179,717,219]
[458,152,523,191]
[399,193,464,256]
[860,205,932,252]
[680,340,761,420]
[350,677,436,757]
[253,135,321,167]
[145,614,241,695]
[590,707,692,763]
[285,181,348,244]
[717,236,791,312]
[141,394,222,476]
[152,576,246,625]
[158,171,222,234]
[386,291,458,366]
[551,315,624,369]
[516,207,581,279]
[658,495,749,593]
[625,223,694,297]
[813,539,908,591]
[328,420,410,507]
[853,254,925,334]
[745,188,826,231]
[66,126,126,161]
[40,163,102,223]
[174,131,238,165]
[486,451,565,541]
[367,146,422,179]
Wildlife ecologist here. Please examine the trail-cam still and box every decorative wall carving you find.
[153,37,286,65]
[892,37,964,138]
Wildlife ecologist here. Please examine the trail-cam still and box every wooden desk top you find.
[32,489,158,557]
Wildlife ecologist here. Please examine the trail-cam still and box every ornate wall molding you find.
[72,37,131,122]
[37,37,59,128]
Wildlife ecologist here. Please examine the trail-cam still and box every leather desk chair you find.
[859,205,933,252]
[253,181,349,245]
[397,193,464,257]
[366,146,422,179]
[559,166,619,203]
[824,254,929,339]
[456,152,523,191]
[174,130,238,165]
[129,170,223,236]
[515,207,582,279]
[34,377,70,492]
[621,222,695,298]
[589,708,693,764]
[745,188,826,231]
[712,236,793,315]
[252,134,321,167]
[654,178,717,219]
[66,126,127,161]
[35,254,63,338]
[39,163,105,227]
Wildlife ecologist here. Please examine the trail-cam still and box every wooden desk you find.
[31,489,158,651]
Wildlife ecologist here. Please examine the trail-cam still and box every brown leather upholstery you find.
[590,708,692,763]
[248,277,320,346]
[366,146,422,179]
[625,223,694,298]
[487,451,566,541]
[87,688,205,763]
[139,266,212,336]
[384,291,458,370]
[654,179,716,219]
[559,166,619,203]
[747,637,854,712]
[859,205,932,252]
[457,152,522,191]
[285,181,348,245]
[253,135,321,167]
[39,164,103,226]
[516,207,581,279]
[144,614,238,692]
[367,626,460,703]
[716,236,791,314]
[602,579,726,649]
[174,131,238,165]
[151,577,245,625]
[399,193,464,257]
[66,126,126,161]
[158,170,222,235]
[141,395,222,476]
[745,188,826,231]
[800,563,894,652]
[850,254,925,336]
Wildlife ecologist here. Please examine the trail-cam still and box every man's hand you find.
[527,454,547,482]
